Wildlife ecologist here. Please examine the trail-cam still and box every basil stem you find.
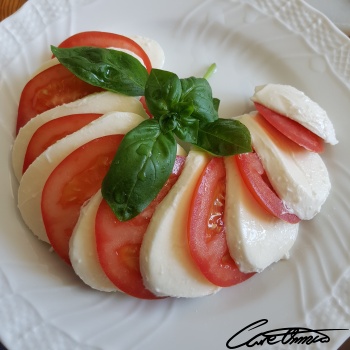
[51,46,148,96]
[101,119,177,221]
[203,63,217,80]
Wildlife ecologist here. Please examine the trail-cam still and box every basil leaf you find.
[144,69,182,118]
[159,113,177,134]
[51,46,148,96]
[180,77,218,123]
[213,97,220,112]
[174,116,199,143]
[195,118,252,156]
[102,119,177,221]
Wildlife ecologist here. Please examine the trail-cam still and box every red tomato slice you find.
[41,135,124,264]
[95,156,186,299]
[23,113,102,174]
[188,157,254,287]
[16,64,103,134]
[55,31,152,73]
[236,152,300,224]
[254,102,324,153]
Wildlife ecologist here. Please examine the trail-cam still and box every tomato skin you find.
[16,64,102,134]
[55,31,152,73]
[254,102,324,153]
[95,156,186,299]
[236,152,300,224]
[188,157,254,287]
[23,113,102,174]
[41,135,124,264]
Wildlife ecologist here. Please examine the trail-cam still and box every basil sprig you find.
[52,46,252,221]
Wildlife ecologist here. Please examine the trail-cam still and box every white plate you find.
[1,0,349,349]
[305,0,350,35]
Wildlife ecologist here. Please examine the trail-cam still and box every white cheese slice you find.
[251,84,338,144]
[238,113,331,220]
[129,35,165,69]
[17,111,145,243]
[140,149,221,298]
[69,190,119,292]
[224,156,299,273]
[12,91,148,181]
[31,57,60,76]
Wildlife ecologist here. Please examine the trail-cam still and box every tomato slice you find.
[55,31,152,73]
[254,102,324,153]
[95,156,186,299]
[23,113,102,174]
[41,135,124,264]
[16,64,103,134]
[236,152,300,224]
[188,157,254,287]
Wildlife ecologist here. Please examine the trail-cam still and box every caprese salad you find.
[12,31,337,299]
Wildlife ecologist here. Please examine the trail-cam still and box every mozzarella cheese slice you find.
[224,156,299,273]
[17,111,145,243]
[140,149,221,298]
[129,35,165,69]
[12,91,148,181]
[31,57,60,77]
[251,84,338,145]
[69,190,119,292]
[238,113,331,220]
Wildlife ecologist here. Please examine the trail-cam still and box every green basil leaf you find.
[144,69,182,118]
[159,113,177,134]
[180,77,218,123]
[174,116,199,143]
[51,46,148,96]
[195,118,252,156]
[101,119,177,221]
[174,101,195,118]
[213,97,220,112]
